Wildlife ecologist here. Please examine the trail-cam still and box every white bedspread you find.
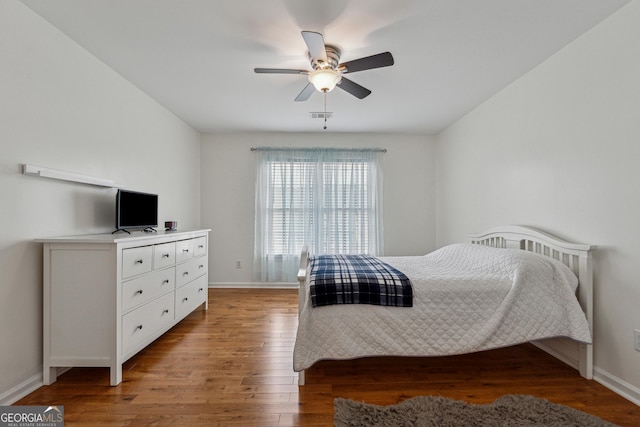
[293,243,592,371]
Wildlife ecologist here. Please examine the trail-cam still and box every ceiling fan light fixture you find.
[308,68,342,92]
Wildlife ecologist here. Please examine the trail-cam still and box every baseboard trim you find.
[208,282,298,290]
[0,367,72,405]
[0,373,42,406]
[594,366,640,407]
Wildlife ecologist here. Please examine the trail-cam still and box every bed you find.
[294,225,595,385]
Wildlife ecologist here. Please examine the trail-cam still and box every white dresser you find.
[39,229,210,386]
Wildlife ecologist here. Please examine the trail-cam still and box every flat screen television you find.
[115,189,158,232]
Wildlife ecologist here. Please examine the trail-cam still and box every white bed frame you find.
[296,225,595,385]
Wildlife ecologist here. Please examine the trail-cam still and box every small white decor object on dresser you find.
[38,229,210,386]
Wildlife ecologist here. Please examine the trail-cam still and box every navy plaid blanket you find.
[309,254,413,308]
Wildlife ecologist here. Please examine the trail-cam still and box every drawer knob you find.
[183,271,189,276]
[135,325,143,331]
[199,265,204,269]
[135,289,143,295]
[162,309,169,315]
[182,249,189,253]
[198,288,204,292]
[162,253,170,258]
[162,279,170,284]
[198,245,204,249]
[183,297,188,302]
[135,259,144,264]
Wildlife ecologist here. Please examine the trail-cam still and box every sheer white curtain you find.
[253,147,383,282]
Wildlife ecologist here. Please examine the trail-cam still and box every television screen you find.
[116,189,158,230]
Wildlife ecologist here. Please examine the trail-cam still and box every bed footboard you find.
[297,246,309,386]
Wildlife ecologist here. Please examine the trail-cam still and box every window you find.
[254,148,383,282]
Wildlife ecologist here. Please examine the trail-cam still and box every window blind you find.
[253,147,383,282]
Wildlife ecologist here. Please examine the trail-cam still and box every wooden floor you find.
[17,289,640,426]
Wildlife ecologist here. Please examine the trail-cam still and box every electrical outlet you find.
[635,329,640,352]
[235,260,242,269]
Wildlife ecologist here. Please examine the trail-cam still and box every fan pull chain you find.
[323,91,328,130]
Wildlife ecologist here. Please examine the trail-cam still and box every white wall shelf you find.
[22,164,121,188]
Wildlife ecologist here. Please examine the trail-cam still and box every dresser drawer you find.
[122,267,175,312]
[175,275,207,319]
[193,236,207,257]
[153,242,175,269]
[175,239,194,263]
[122,246,153,279]
[122,292,174,355]
[175,256,207,288]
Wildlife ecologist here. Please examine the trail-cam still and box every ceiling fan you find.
[254,31,394,102]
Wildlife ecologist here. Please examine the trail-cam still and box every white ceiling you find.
[21,0,629,135]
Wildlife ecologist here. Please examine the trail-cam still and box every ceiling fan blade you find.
[294,83,315,102]
[339,52,394,74]
[254,68,308,74]
[301,31,328,65]
[336,77,371,99]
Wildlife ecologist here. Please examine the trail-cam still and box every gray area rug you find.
[334,394,618,427]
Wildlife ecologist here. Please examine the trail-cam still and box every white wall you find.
[0,1,201,402]
[201,132,436,285]
[436,1,640,401]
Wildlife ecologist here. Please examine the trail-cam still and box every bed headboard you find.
[469,225,593,274]
[468,225,596,379]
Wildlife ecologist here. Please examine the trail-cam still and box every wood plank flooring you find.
[17,289,640,426]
